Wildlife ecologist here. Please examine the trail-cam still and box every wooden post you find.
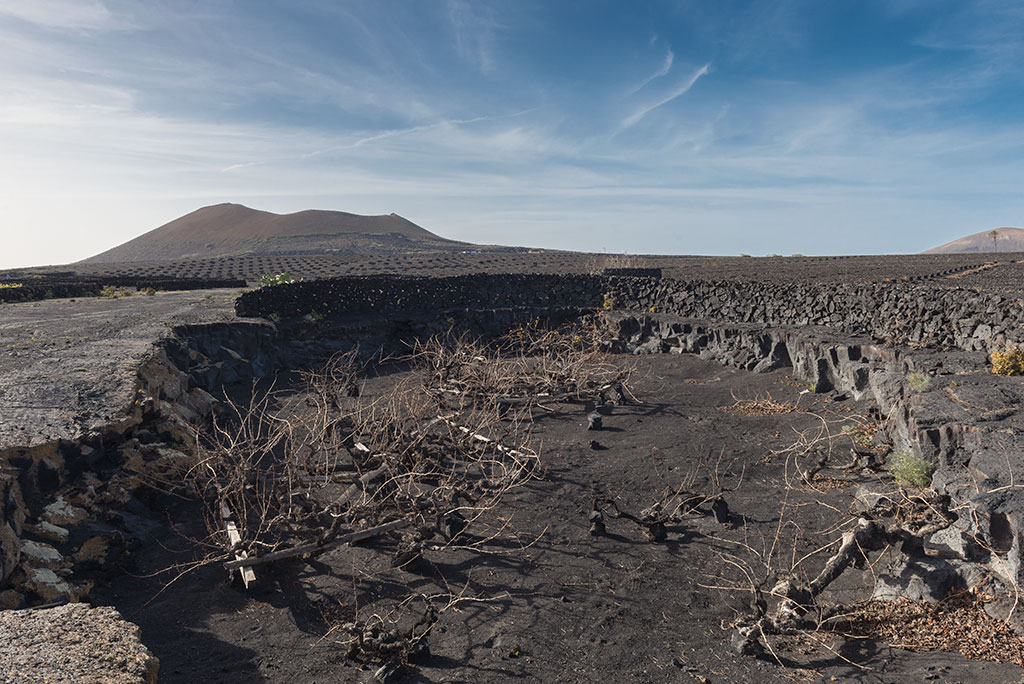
[221,501,257,588]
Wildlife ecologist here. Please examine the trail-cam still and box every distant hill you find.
[924,227,1024,254]
[82,203,471,263]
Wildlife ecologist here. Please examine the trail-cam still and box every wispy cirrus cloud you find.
[447,0,501,74]
[630,49,675,94]
[622,62,711,129]
[3,2,1024,270]
[0,0,117,31]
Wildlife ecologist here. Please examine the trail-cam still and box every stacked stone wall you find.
[237,274,1023,355]
[609,278,1022,353]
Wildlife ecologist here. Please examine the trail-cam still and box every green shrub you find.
[907,372,931,392]
[888,449,935,488]
[841,423,874,448]
[99,285,134,299]
[259,272,294,287]
[991,347,1024,376]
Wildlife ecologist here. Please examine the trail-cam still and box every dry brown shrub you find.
[829,592,1024,666]
[718,397,803,417]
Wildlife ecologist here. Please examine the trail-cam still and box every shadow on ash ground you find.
[96,353,1024,684]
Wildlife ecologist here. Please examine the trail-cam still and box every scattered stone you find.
[440,512,466,540]
[589,440,604,450]
[587,413,602,431]
[41,496,87,526]
[20,567,75,603]
[0,602,159,684]
[873,557,962,603]
[74,536,111,566]
[644,521,667,542]
[19,540,63,569]
[588,510,605,537]
[711,497,729,524]
[924,526,977,560]
[852,486,891,514]
[730,625,764,656]
[370,662,402,684]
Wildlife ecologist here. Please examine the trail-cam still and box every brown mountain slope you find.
[923,227,1024,254]
[82,203,468,263]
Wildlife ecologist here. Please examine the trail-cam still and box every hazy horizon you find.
[2,1,1023,269]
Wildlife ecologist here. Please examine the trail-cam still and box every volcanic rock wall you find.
[609,278,1024,353]
[237,274,1024,355]
[0,320,281,599]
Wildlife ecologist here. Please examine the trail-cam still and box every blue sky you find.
[2,0,1023,268]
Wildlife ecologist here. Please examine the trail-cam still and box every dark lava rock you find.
[711,497,729,524]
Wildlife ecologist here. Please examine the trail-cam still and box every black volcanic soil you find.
[93,353,1024,684]
[17,250,1024,293]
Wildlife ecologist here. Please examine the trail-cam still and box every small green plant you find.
[888,449,935,488]
[907,372,931,392]
[99,285,134,299]
[259,272,294,287]
[0,282,23,289]
[602,293,616,311]
[841,423,874,448]
[143,287,156,296]
[991,347,1024,376]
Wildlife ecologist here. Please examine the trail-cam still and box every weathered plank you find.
[224,518,407,570]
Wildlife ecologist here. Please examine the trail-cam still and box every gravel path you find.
[0,290,238,450]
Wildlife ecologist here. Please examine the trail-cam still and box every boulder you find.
[25,520,70,544]
[19,540,63,569]
[0,603,158,684]
[19,567,75,603]
[41,496,87,526]
[872,557,963,603]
